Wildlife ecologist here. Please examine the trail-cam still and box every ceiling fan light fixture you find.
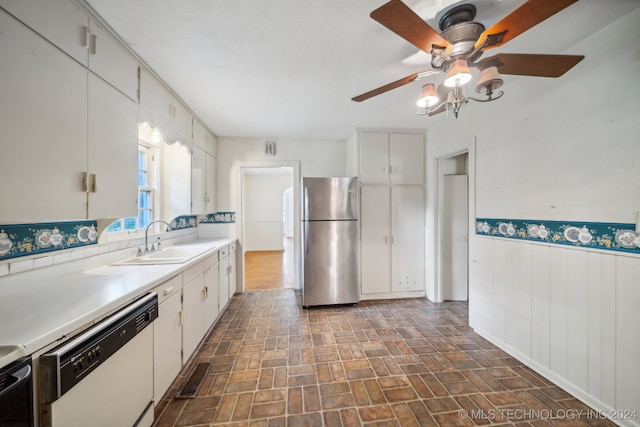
[416,83,439,108]
[475,66,503,94]
[443,58,472,87]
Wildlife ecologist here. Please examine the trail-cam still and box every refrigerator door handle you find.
[304,220,309,255]
[303,186,309,221]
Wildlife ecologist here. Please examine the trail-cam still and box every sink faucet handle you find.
[136,246,143,257]
[157,237,162,251]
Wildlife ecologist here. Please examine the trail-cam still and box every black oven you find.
[0,356,34,427]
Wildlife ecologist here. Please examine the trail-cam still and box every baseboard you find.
[472,327,638,427]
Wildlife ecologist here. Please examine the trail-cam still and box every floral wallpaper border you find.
[476,218,640,254]
[199,212,236,224]
[0,220,98,260]
[169,215,198,230]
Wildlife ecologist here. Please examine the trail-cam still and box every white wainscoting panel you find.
[470,236,640,427]
[245,221,284,251]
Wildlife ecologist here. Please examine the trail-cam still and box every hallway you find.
[244,238,294,290]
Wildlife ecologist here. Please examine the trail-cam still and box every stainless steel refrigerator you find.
[302,177,359,307]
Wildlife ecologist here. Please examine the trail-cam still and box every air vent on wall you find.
[264,141,276,156]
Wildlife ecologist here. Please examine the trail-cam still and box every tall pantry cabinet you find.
[349,131,426,299]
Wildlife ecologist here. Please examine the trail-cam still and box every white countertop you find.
[0,238,234,367]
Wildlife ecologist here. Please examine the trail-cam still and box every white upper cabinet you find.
[0,9,88,222]
[0,0,138,100]
[87,20,138,100]
[140,69,192,144]
[359,132,389,185]
[139,68,173,128]
[0,0,89,65]
[389,133,425,185]
[87,75,138,219]
[191,145,207,215]
[359,131,425,185]
[0,8,137,223]
[192,120,217,214]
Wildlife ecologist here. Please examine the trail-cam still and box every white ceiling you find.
[83,0,637,140]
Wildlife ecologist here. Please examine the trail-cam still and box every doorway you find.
[437,152,469,301]
[241,166,296,290]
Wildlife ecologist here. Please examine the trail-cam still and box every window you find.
[107,145,157,234]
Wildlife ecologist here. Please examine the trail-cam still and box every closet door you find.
[391,186,425,292]
[360,186,391,294]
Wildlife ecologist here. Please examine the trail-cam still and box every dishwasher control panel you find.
[40,293,158,403]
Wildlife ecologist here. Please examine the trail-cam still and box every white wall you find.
[216,137,347,213]
[244,173,292,251]
[216,136,346,290]
[426,7,640,424]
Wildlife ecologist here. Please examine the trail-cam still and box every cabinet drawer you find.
[218,246,229,259]
[151,275,181,304]
[183,260,205,284]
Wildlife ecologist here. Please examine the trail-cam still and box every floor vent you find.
[176,362,211,399]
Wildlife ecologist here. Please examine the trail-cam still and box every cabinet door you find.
[390,133,425,185]
[191,145,206,214]
[0,0,89,65]
[228,249,237,296]
[139,68,173,129]
[0,10,87,223]
[360,186,391,294]
[153,291,182,401]
[182,275,205,362]
[87,20,138,101]
[359,132,389,184]
[204,265,219,328]
[87,74,138,219]
[218,255,230,311]
[391,186,425,292]
[205,152,217,213]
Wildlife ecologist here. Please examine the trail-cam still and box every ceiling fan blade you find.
[476,0,578,50]
[352,72,420,102]
[371,0,450,53]
[476,53,584,77]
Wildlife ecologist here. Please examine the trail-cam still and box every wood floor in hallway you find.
[244,238,294,290]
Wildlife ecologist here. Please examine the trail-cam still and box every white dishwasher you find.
[39,293,158,427]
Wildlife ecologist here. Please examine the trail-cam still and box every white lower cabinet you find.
[203,255,220,329]
[151,246,237,405]
[217,243,238,311]
[360,186,425,296]
[218,246,230,310]
[229,243,238,296]
[152,275,182,402]
[182,261,206,362]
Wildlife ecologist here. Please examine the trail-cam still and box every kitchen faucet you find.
[142,220,172,254]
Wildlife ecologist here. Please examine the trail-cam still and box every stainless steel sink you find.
[112,246,213,265]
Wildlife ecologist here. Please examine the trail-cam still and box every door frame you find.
[238,161,301,292]
[429,137,476,302]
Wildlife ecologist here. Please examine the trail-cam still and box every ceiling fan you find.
[352,0,584,118]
